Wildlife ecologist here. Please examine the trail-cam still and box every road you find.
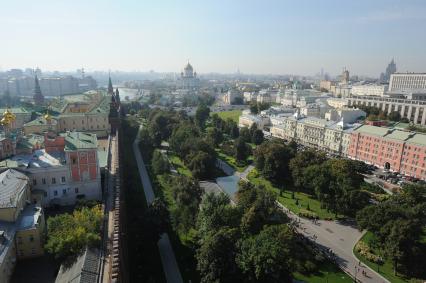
[133,125,184,283]
[277,203,390,283]
[222,163,389,283]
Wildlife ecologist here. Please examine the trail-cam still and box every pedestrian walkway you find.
[133,125,183,283]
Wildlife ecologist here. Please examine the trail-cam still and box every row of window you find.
[46,187,79,197]
[33,176,66,186]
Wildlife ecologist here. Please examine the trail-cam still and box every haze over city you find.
[2,0,426,76]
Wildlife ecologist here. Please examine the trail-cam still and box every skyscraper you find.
[379,58,397,83]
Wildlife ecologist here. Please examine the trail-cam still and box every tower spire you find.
[107,72,114,95]
[33,74,44,105]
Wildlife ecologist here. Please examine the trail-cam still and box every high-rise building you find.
[379,59,397,82]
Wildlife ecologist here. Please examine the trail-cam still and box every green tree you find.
[45,205,103,260]
[206,127,223,147]
[237,224,296,283]
[254,141,295,184]
[196,192,239,241]
[170,176,203,233]
[388,111,401,122]
[195,104,211,129]
[196,227,242,283]
[289,149,326,189]
[234,137,250,162]
[251,129,264,145]
[187,151,216,180]
[151,150,170,175]
[142,198,170,243]
[239,127,251,143]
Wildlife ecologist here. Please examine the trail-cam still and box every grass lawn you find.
[247,169,340,220]
[354,232,415,283]
[169,154,192,177]
[217,151,248,172]
[294,260,353,283]
[213,110,242,123]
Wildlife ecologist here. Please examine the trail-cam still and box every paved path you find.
[133,126,183,283]
[277,202,390,283]
[220,163,389,283]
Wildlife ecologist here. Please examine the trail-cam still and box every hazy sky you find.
[2,0,426,76]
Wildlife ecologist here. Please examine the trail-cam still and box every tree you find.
[206,127,223,147]
[169,122,200,157]
[138,128,155,161]
[237,225,296,283]
[239,127,251,143]
[289,149,326,190]
[45,205,103,260]
[151,150,170,175]
[252,129,264,145]
[196,192,239,241]
[388,111,401,122]
[254,141,295,184]
[196,227,241,283]
[250,102,259,114]
[187,151,216,180]
[234,137,250,162]
[170,176,203,233]
[195,104,210,129]
[142,198,170,243]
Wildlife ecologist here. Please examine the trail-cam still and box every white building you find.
[270,114,360,156]
[351,84,388,97]
[325,108,366,123]
[238,114,270,130]
[389,73,426,92]
[178,62,200,90]
[327,98,348,109]
[243,92,257,103]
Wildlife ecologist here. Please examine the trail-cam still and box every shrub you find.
[355,241,384,264]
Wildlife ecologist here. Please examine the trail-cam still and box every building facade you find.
[348,125,426,180]
[347,95,426,125]
[389,73,426,93]
[351,84,388,97]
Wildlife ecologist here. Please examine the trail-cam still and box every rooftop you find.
[0,169,29,209]
[0,149,65,169]
[55,247,100,283]
[354,125,426,146]
[62,132,97,150]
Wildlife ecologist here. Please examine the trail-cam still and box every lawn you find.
[247,169,339,220]
[353,232,417,283]
[217,150,248,172]
[213,110,242,123]
[169,154,192,177]
[294,259,353,283]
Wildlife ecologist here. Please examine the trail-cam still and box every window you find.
[29,235,34,242]
[54,190,58,196]
[75,187,79,194]
[61,176,66,183]
[42,178,46,185]
[52,177,56,184]
[62,189,67,195]
[33,179,37,185]
[43,191,47,197]
[72,158,77,164]
[31,248,36,255]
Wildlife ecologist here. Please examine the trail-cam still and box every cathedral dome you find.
[184,62,193,71]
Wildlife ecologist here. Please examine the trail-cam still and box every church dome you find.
[184,62,193,71]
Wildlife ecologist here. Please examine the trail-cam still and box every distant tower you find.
[107,73,114,95]
[33,75,44,105]
[385,58,397,82]
[341,68,350,84]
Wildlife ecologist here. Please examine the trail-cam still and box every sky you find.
[1,0,426,76]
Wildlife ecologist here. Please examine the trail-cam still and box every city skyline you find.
[2,0,426,76]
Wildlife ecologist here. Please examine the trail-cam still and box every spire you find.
[107,73,114,95]
[33,75,44,105]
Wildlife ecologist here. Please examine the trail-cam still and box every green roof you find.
[407,133,426,146]
[62,132,97,150]
[0,107,30,114]
[97,150,108,168]
[355,124,426,146]
[354,125,390,137]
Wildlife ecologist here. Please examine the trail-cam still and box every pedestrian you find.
[358,260,360,266]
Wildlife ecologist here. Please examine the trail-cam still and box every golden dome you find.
[3,108,16,122]
[44,112,52,121]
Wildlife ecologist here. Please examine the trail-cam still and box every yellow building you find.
[0,169,45,283]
